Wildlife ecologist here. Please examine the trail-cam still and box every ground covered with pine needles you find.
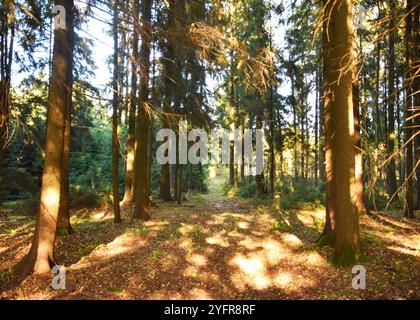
[0,172,419,300]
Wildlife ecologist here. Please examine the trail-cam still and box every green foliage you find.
[239,180,257,198]
[69,186,101,209]
[107,285,124,293]
[277,178,324,209]
[126,226,149,236]
[0,269,12,281]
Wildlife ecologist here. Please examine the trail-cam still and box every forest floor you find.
[0,167,419,300]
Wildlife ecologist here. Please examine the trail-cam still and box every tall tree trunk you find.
[315,67,320,185]
[112,0,121,223]
[255,114,266,196]
[353,32,367,216]
[269,84,275,198]
[133,0,152,220]
[375,3,383,147]
[15,0,74,275]
[386,0,398,199]
[56,54,74,235]
[159,0,176,202]
[413,5,420,209]
[321,0,360,265]
[57,1,76,235]
[405,0,414,218]
[122,0,140,205]
[0,0,14,208]
[318,64,325,182]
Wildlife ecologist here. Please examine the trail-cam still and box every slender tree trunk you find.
[405,0,414,218]
[315,67,319,185]
[0,0,14,208]
[269,84,275,198]
[353,32,367,216]
[15,0,74,275]
[375,3,383,147]
[413,5,420,209]
[386,0,398,199]
[321,0,361,265]
[133,0,152,220]
[57,57,74,235]
[318,64,325,182]
[159,1,176,202]
[112,0,121,223]
[57,1,76,235]
[122,0,140,205]
[255,114,266,196]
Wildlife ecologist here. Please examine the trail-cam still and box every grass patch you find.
[361,232,384,246]
[107,285,124,293]
[77,242,101,256]
[0,269,12,281]
[126,226,149,236]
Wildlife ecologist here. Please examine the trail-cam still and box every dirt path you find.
[0,168,419,299]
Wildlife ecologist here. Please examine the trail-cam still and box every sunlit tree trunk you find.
[321,0,360,265]
[405,0,415,218]
[15,0,74,275]
[57,0,76,235]
[413,5,420,209]
[374,3,383,147]
[133,0,152,220]
[353,32,367,216]
[255,114,266,196]
[122,0,140,205]
[0,0,14,208]
[112,0,121,223]
[386,0,398,199]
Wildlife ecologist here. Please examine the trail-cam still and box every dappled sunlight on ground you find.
[0,169,419,299]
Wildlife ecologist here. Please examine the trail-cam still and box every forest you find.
[0,0,419,300]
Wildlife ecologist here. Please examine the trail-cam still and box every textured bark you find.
[159,0,175,202]
[269,84,275,198]
[133,0,152,220]
[57,2,75,235]
[15,0,74,275]
[0,0,14,208]
[56,79,73,235]
[255,115,266,196]
[353,35,367,216]
[386,0,398,199]
[405,0,415,218]
[229,141,235,185]
[374,3,383,146]
[322,0,360,265]
[112,0,121,223]
[122,0,140,205]
[413,5,420,209]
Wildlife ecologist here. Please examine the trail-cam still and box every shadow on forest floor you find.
[0,172,419,299]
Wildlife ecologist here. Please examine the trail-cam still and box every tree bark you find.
[321,0,361,265]
[386,0,398,199]
[0,0,14,208]
[15,0,74,275]
[405,0,414,218]
[413,5,420,209]
[353,32,367,216]
[133,0,152,220]
[122,0,140,205]
[112,0,121,223]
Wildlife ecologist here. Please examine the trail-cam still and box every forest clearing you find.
[1,0,420,302]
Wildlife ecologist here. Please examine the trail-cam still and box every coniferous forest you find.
[0,0,419,300]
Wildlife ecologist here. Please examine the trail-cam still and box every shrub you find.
[239,180,257,198]
[69,185,101,209]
